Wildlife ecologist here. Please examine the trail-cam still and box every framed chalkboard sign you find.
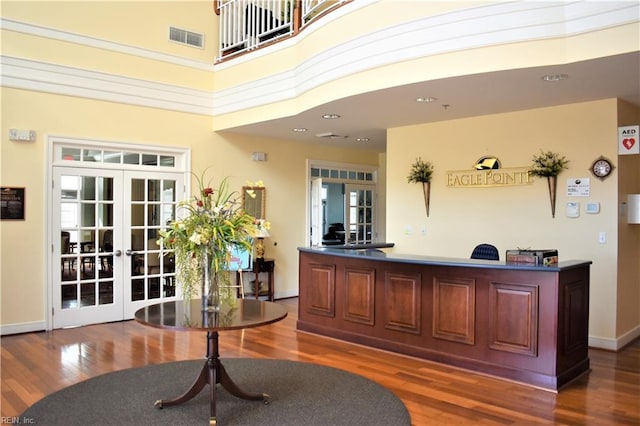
[1,187,25,220]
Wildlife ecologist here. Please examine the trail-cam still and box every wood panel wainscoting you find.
[297,247,592,391]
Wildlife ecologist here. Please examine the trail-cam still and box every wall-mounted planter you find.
[422,181,431,217]
[529,151,569,218]
[407,157,434,218]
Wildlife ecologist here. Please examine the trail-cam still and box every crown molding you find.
[0,17,214,72]
[0,55,214,116]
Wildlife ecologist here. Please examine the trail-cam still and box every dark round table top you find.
[134,298,288,332]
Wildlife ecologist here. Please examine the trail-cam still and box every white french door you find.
[310,177,324,246]
[345,184,375,244]
[122,171,183,318]
[52,167,184,328]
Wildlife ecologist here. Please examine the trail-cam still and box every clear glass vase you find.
[201,251,221,312]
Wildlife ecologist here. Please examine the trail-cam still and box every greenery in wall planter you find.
[529,150,569,218]
[407,157,434,217]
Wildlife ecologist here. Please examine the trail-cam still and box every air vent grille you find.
[169,27,204,48]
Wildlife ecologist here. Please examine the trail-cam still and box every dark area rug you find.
[21,358,410,425]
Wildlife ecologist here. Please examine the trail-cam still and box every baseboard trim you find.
[589,325,640,351]
[1,320,46,336]
[275,290,299,300]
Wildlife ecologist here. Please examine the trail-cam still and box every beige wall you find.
[0,85,378,329]
[0,1,379,331]
[387,99,636,346]
[2,1,218,68]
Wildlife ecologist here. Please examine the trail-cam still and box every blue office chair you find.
[471,244,499,261]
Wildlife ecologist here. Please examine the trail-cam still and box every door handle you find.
[114,250,122,257]
[125,249,136,256]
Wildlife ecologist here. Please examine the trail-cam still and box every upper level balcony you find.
[215,0,349,62]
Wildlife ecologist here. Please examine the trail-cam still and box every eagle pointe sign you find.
[447,157,533,188]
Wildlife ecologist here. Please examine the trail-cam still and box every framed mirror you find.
[242,186,266,219]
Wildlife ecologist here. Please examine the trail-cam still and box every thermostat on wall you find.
[585,202,600,214]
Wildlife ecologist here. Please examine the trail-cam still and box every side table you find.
[248,258,274,301]
[135,299,288,426]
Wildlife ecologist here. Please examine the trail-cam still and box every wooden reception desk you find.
[297,247,591,391]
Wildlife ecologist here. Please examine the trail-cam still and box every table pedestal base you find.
[154,331,269,425]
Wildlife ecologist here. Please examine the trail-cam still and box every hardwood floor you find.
[1,298,639,425]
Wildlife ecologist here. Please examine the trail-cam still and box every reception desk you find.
[297,247,591,391]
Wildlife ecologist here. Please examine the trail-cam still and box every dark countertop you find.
[320,242,395,250]
[298,246,591,272]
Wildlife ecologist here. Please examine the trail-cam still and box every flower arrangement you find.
[158,171,259,301]
[529,150,569,177]
[407,157,434,183]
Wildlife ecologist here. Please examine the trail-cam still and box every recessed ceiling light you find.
[416,97,437,103]
[322,114,340,119]
[356,137,370,142]
[292,128,307,132]
[542,74,569,82]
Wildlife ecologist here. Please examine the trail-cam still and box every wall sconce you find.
[628,194,640,224]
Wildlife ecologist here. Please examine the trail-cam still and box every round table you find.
[135,299,288,426]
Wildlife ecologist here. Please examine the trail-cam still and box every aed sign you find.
[618,125,639,155]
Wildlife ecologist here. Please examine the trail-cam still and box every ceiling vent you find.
[169,27,204,48]
[316,132,347,139]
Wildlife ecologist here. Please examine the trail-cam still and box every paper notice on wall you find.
[618,125,639,155]
[567,178,590,197]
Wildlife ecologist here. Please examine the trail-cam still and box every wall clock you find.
[590,156,614,180]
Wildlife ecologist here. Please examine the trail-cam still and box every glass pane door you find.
[53,168,123,328]
[310,178,323,246]
[345,184,375,244]
[52,168,184,327]
[122,171,183,318]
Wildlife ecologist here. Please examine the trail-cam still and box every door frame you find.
[305,159,379,247]
[46,135,191,330]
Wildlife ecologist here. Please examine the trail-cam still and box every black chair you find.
[322,222,346,245]
[61,231,75,273]
[471,243,499,260]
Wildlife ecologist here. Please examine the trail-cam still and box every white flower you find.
[189,232,204,245]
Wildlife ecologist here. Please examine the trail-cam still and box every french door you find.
[308,162,378,246]
[52,167,184,328]
[310,178,324,246]
[345,184,375,244]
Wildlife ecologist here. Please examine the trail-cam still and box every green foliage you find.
[529,150,569,177]
[407,157,434,183]
[158,170,258,300]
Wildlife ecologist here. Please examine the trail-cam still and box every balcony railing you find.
[215,0,348,62]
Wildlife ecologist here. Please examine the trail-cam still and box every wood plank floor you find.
[1,298,639,425]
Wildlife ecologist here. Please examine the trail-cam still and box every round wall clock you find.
[590,156,614,180]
